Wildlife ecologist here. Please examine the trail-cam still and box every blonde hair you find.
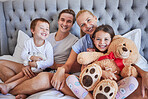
[76,10,94,37]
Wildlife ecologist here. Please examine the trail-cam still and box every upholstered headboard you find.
[0,0,148,61]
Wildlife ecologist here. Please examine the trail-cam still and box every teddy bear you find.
[77,35,140,99]
[23,52,46,73]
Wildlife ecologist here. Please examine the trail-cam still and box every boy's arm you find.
[36,42,54,69]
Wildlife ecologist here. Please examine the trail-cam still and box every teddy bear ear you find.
[112,35,122,40]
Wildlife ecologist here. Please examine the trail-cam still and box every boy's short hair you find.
[58,9,75,24]
[76,10,94,20]
[30,18,50,31]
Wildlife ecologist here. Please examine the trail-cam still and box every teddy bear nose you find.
[122,47,128,52]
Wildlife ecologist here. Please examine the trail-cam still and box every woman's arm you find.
[51,49,78,90]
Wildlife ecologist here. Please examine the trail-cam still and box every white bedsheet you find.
[0,55,76,99]
[0,54,148,99]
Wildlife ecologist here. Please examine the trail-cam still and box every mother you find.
[52,10,148,99]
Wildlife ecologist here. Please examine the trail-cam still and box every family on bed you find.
[0,9,147,99]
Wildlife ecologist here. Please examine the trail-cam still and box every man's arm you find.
[51,49,78,90]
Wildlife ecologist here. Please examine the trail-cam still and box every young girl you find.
[0,18,54,95]
[66,25,138,99]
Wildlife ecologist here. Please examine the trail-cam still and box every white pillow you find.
[122,29,148,71]
[13,30,30,63]
[122,29,141,51]
[12,29,148,71]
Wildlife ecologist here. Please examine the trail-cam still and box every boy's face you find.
[31,21,50,40]
[76,12,98,35]
[93,30,111,52]
[58,13,74,33]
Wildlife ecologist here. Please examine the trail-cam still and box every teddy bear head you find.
[107,35,140,66]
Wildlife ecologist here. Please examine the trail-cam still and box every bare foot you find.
[15,94,27,99]
[0,83,9,95]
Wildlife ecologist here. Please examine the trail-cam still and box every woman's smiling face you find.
[76,12,98,35]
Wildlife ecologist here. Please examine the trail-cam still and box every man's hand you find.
[22,66,35,78]
[51,67,65,90]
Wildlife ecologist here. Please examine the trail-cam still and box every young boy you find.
[0,18,54,95]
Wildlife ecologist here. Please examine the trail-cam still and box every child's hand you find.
[22,66,35,78]
[28,61,37,68]
[30,56,43,61]
[102,70,117,80]
[87,48,96,52]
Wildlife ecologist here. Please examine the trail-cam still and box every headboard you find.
[0,0,148,61]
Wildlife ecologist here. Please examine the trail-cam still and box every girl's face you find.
[93,30,112,52]
[31,21,50,40]
[76,12,98,35]
[58,13,74,34]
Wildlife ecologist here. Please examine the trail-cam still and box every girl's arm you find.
[133,64,148,97]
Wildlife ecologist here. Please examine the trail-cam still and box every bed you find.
[0,0,148,98]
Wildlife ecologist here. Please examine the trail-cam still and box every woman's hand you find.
[141,71,148,98]
[51,67,65,90]
[22,66,35,78]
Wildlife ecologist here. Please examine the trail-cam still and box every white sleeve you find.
[21,40,32,61]
[36,42,54,69]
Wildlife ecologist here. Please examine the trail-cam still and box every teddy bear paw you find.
[79,63,102,91]
[93,79,118,99]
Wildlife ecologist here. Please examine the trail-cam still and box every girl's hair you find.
[30,18,50,31]
[92,24,115,40]
[76,10,95,37]
[92,24,115,53]
[58,9,75,24]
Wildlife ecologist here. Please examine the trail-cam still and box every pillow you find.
[13,30,30,63]
[122,29,148,71]
[122,29,141,51]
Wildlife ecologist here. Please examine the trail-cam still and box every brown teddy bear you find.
[77,35,140,99]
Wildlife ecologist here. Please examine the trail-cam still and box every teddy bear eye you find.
[130,50,132,52]
[123,43,126,46]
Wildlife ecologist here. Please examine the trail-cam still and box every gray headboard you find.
[0,0,148,61]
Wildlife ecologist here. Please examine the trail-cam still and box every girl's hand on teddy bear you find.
[87,48,96,52]
[102,70,117,80]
